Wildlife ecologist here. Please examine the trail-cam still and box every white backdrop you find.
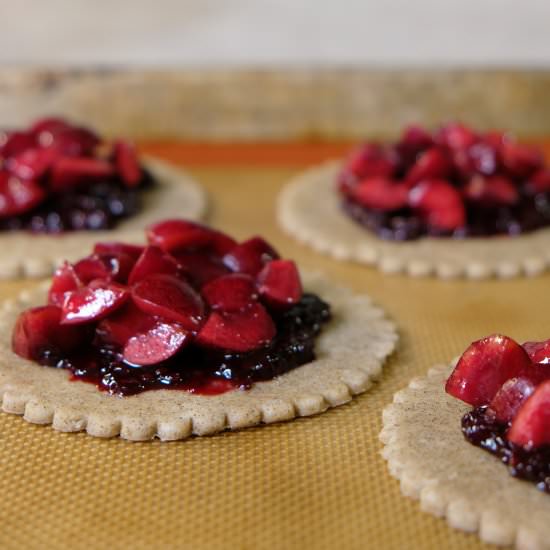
[1,0,549,66]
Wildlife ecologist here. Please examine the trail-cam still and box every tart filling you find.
[0,117,152,232]
[11,219,331,396]
[446,334,550,492]
[339,123,550,240]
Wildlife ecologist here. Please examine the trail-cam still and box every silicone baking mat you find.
[2,142,550,550]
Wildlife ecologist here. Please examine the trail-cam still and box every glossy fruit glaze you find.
[339,123,550,240]
[12,220,331,396]
[0,117,151,232]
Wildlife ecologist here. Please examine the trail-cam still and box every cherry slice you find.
[172,251,230,287]
[463,175,519,206]
[50,157,115,192]
[500,141,543,178]
[526,169,550,195]
[29,117,70,139]
[196,303,275,352]
[93,242,145,261]
[202,273,258,312]
[435,123,478,150]
[223,237,279,276]
[61,282,129,325]
[0,131,36,159]
[523,340,550,364]
[257,260,302,309]
[147,219,237,255]
[113,140,142,187]
[96,302,156,348]
[508,381,550,449]
[0,172,46,218]
[445,334,533,406]
[73,252,136,284]
[7,147,56,180]
[12,305,90,360]
[343,144,396,179]
[48,262,82,307]
[351,177,409,211]
[131,274,204,330]
[406,148,451,185]
[128,246,181,285]
[45,126,100,157]
[488,377,537,424]
[123,322,189,366]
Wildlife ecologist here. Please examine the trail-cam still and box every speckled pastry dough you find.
[380,363,550,549]
[277,161,550,279]
[0,157,207,279]
[0,272,397,441]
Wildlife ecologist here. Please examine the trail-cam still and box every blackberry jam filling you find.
[446,334,550,493]
[12,220,331,397]
[0,117,153,233]
[339,123,550,240]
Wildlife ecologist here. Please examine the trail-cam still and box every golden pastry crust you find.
[0,157,207,279]
[277,161,550,279]
[381,363,550,549]
[0,273,397,441]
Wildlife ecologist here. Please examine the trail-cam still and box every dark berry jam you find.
[38,293,331,396]
[0,171,153,234]
[462,406,550,493]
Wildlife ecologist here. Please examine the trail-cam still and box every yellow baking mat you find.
[1,165,545,550]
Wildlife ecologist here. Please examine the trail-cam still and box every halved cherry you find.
[50,157,115,192]
[123,321,189,366]
[488,377,537,424]
[93,242,145,261]
[196,302,275,352]
[435,123,478,150]
[202,273,258,312]
[48,262,82,306]
[350,177,409,211]
[397,125,434,159]
[127,246,181,285]
[508,381,550,449]
[523,340,550,364]
[343,144,396,179]
[445,334,533,406]
[500,141,543,178]
[525,169,550,195]
[463,175,519,206]
[74,252,134,284]
[406,147,451,185]
[7,147,56,180]
[12,305,90,360]
[147,219,237,255]
[61,281,129,325]
[0,131,36,159]
[172,251,230,287]
[46,126,100,157]
[409,179,466,231]
[131,273,204,330]
[114,140,142,187]
[257,260,302,309]
[0,172,46,217]
[223,237,279,276]
[29,117,70,140]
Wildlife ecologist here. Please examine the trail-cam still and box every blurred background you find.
[2,0,550,67]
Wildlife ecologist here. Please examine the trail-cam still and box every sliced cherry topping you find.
[93,242,145,261]
[406,148,451,185]
[48,262,82,306]
[12,305,90,360]
[123,321,189,366]
[131,273,204,330]
[397,125,434,157]
[147,219,237,255]
[526,169,550,195]
[7,147,56,180]
[128,246,181,285]
[202,273,258,312]
[343,144,396,179]
[29,117,70,140]
[0,173,46,218]
[436,123,478,150]
[223,237,279,276]
[464,175,519,206]
[508,381,550,449]
[500,141,543,178]
[74,253,135,284]
[445,334,533,406]
[257,260,302,309]
[50,157,115,192]
[350,177,409,211]
[1,131,36,158]
[488,376,537,424]
[196,303,275,352]
[45,126,100,157]
[172,251,230,287]
[114,140,141,187]
[409,179,465,231]
[523,340,550,364]
[61,281,129,325]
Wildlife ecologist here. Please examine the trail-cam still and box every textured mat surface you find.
[2,143,550,549]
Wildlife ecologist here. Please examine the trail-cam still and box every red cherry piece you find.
[0,172,46,217]
[500,141,543,178]
[147,219,237,255]
[96,302,156,348]
[124,322,189,366]
[45,126,100,157]
[523,340,550,364]
[131,274,204,330]
[223,237,279,276]
[202,274,258,312]
[406,148,451,185]
[508,381,550,449]
[128,246,181,285]
[409,179,466,231]
[436,122,478,150]
[526,169,550,194]
[73,253,134,284]
[48,262,82,306]
[50,157,114,192]
[488,377,537,424]
[351,177,409,211]
[12,305,90,360]
[0,131,36,159]
[344,144,396,179]
[172,251,230,287]
[113,140,142,187]
[29,117,70,139]
[445,334,533,406]
[257,260,303,309]
[196,303,275,352]
[7,147,56,180]
[93,242,145,261]
[61,282,129,325]
[399,125,434,152]
[464,175,519,206]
